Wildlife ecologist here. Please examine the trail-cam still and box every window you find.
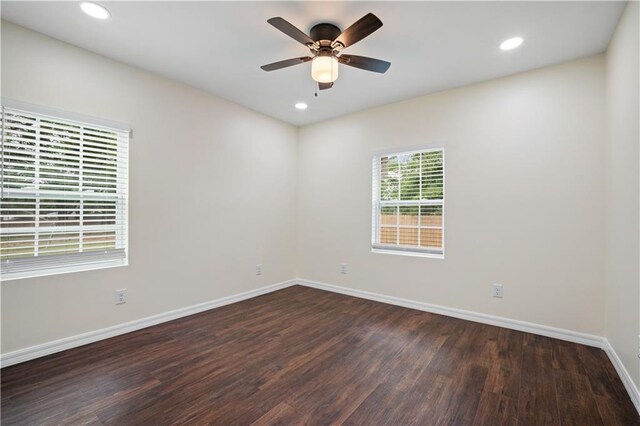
[1,104,129,280]
[372,147,444,257]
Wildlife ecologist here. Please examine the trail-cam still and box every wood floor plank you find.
[554,369,604,426]
[473,391,517,426]
[517,334,562,425]
[1,285,638,425]
[552,339,587,375]
[483,328,523,396]
[250,402,308,426]
[473,328,523,425]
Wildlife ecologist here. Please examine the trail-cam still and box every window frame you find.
[371,145,445,259]
[1,99,130,281]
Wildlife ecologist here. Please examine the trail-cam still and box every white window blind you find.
[0,105,129,280]
[372,147,444,257]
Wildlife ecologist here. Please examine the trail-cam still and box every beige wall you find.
[0,22,298,353]
[605,1,640,389]
[297,55,606,335]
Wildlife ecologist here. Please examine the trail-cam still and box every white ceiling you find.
[1,1,626,126]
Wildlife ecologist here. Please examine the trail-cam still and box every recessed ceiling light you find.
[295,102,308,110]
[500,37,523,51]
[80,2,110,20]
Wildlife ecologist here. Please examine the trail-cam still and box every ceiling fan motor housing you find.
[310,23,342,44]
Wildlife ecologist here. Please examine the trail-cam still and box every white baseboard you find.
[603,339,640,414]
[296,279,605,348]
[0,279,296,368]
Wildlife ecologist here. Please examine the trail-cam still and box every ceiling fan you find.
[260,13,391,90]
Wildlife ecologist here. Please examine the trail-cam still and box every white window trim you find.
[1,101,130,281]
[371,144,445,259]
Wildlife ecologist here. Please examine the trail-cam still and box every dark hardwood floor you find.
[2,285,638,425]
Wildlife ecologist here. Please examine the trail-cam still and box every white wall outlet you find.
[256,264,262,275]
[492,284,503,298]
[115,289,127,305]
[340,263,348,274]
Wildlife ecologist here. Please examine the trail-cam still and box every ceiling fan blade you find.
[267,17,315,46]
[333,13,383,48]
[338,54,391,73]
[261,56,312,71]
[319,82,334,90]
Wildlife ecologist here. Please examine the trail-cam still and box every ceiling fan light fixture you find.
[311,56,339,83]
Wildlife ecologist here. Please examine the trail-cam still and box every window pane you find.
[83,200,117,226]
[420,228,443,249]
[399,153,421,201]
[380,205,398,225]
[399,205,419,226]
[420,205,443,227]
[0,198,35,228]
[0,234,34,259]
[83,231,116,252]
[37,232,81,256]
[380,156,399,201]
[39,126,81,192]
[380,226,398,244]
[421,151,444,200]
[40,199,81,227]
[399,227,419,246]
[3,115,37,191]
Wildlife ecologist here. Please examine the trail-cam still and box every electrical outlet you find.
[256,264,262,275]
[115,289,127,305]
[492,284,503,298]
[637,335,640,359]
[340,263,348,274]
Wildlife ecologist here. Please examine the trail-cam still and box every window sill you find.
[371,248,444,259]
[1,259,128,281]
